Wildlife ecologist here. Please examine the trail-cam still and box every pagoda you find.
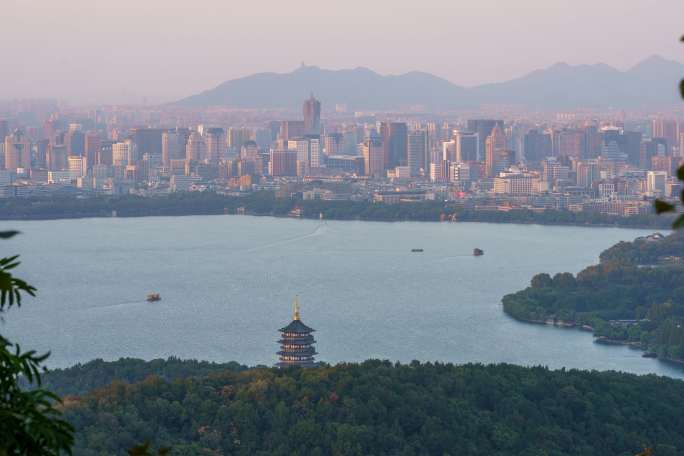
[277,296,318,368]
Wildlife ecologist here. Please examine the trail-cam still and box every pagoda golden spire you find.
[293,295,301,321]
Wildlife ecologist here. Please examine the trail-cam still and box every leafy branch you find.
[0,230,74,455]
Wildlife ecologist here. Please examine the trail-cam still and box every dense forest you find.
[502,232,684,361]
[38,357,248,397]
[48,359,684,456]
[0,191,672,228]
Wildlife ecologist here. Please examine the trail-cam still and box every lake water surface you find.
[2,215,682,378]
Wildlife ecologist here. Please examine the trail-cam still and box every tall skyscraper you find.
[362,137,384,178]
[380,122,408,169]
[454,130,479,163]
[130,128,164,157]
[162,131,180,167]
[98,141,114,166]
[0,120,9,143]
[485,125,507,177]
[227,127,252,150]
[324,133,343,156]
[652,118,679,152]
[66,129,85,156]
[407,130,427,177]
[576,159,599,188]
[4,131,31,171]
[47,144,68,171]
[84,132,101,171]
[523,129,552,165]
[185,132,205,162]
[303,94,321,135]
[467,119,503,161]
[203,127,225,162]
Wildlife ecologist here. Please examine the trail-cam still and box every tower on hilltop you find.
[277,296,318,368]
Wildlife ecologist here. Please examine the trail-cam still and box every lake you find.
[2,215,682,378]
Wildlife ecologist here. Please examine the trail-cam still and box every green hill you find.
[502,232,684,361]
[57,359,684,455]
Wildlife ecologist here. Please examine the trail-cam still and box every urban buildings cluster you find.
[0,96,683,217]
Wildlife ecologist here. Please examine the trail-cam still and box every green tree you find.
[0,231,74,455]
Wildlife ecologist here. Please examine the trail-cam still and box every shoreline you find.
[0,192,672,229]
[505,311,684,366]
[0,209,669,231]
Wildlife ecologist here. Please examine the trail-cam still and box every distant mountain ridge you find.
[176,55,684,110]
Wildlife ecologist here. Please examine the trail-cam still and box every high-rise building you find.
[240,141,260,161]
[276,296,318,368]
[68,155,88,179]
[66,129,85,156]
[4,131,31,171]
[651,155,674,176]
[303,94,321,135]
[130,128,163,157]
[0,120,8,142]
[34,139,49,169]
[576,159,599,188]
[622,131,643,167]
[553,129,583,159]
[84,132,101,171]
[47,144,68,171]
[185,132,205,162]
[380,122,408,169]
[362,137,384,178]
[324,133,343,156]
[279,121,306,141]
[227,127,252,151]
[454,130,479,163]
[98,141,114,166]
[204,127,225,162]
[467,119,503,161]
[600,127,628,162]
[652,118,679,152]
[112,140,135,166]
[647,170,667,196]
[162,131,180,167]
[523,129,552,165]
[581,125,602,159]
[269,150,297,176]
[485,125,507,177]
[407,130,427,177]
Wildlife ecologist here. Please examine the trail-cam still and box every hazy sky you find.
[2,0,683,104]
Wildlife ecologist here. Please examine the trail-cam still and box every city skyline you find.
[2,0,683,104]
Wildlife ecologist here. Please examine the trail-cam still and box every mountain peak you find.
[175,57,684,109]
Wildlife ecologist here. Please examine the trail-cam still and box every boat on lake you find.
[411,248,424,253]
[146,293,161,302]
[473,248,484,256]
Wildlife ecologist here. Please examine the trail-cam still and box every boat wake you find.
[245,223,328,252]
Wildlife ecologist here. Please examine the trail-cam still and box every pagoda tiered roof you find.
[279,319,315,333]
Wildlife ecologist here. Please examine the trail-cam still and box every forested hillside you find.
[503,232,684,361]
[61,360,684,455]
[40,357,247,397]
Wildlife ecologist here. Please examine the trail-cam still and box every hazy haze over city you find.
[2,0,683,104]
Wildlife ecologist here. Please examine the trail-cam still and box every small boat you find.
[642,352,657,358]
[411,248,424,253]
[146,293,161,302]
[473,248,484,256]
